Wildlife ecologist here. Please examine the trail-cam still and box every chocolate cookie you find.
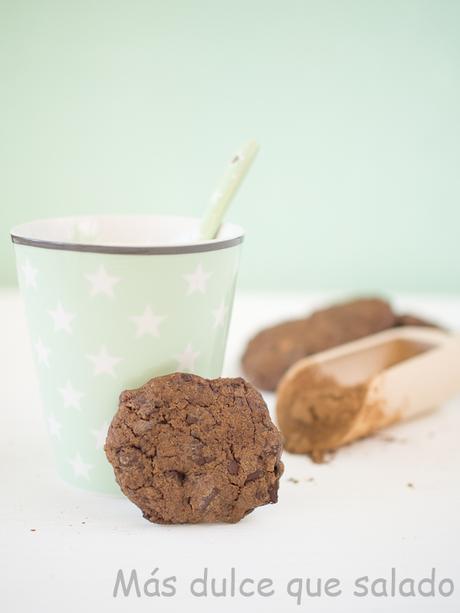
[242,298,396,391]
[105,373,284,524]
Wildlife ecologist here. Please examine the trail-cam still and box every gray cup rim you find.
[11,214,244,255]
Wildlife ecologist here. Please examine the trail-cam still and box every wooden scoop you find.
[276,326,460,457]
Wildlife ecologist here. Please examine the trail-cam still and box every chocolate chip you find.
[199,487,219,511]
[268,483,278,503]
[245,469,263,484]
[165,470,186,484]
[195,455,215,466]
[227,459,239,475]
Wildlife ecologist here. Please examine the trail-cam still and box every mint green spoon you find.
[199,140,259,240]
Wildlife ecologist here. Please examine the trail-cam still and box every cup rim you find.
[11,214,244,255]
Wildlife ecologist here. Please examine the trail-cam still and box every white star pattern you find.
[85,265,120,298]
[183,263,212,295]
[21,260,38,289]
[129,306,166,338]
[35,338,50,367]
[48,301,75,334]
[212,300,228,328]
[175,343,200,372]
[91,421,110,450]
[87,346,122,377]
[68,453,93,480]
[59,380,84,411]
[47,414,62,438]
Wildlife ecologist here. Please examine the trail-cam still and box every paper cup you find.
[11,215,243,493]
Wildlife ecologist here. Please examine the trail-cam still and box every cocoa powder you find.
[276,366,401,462]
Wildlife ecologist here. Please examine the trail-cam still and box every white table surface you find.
[1,289,459,613]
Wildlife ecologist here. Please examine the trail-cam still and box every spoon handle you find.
[199,140,259,240]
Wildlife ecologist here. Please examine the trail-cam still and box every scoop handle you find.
[199,141,259,240]
[369,333,460,420]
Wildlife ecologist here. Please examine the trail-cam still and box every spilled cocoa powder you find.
[276,368,389,462]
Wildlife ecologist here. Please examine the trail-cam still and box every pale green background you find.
[1,0,459,293]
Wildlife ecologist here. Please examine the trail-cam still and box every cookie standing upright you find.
[105,373,284,524]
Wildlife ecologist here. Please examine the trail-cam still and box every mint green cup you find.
[11,215,243,493]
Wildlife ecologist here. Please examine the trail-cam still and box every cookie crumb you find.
[407,482,414,489]
[30,528,36,532]
[379,434,407,444]
[287,477,299,484]
[306,477,315,482]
